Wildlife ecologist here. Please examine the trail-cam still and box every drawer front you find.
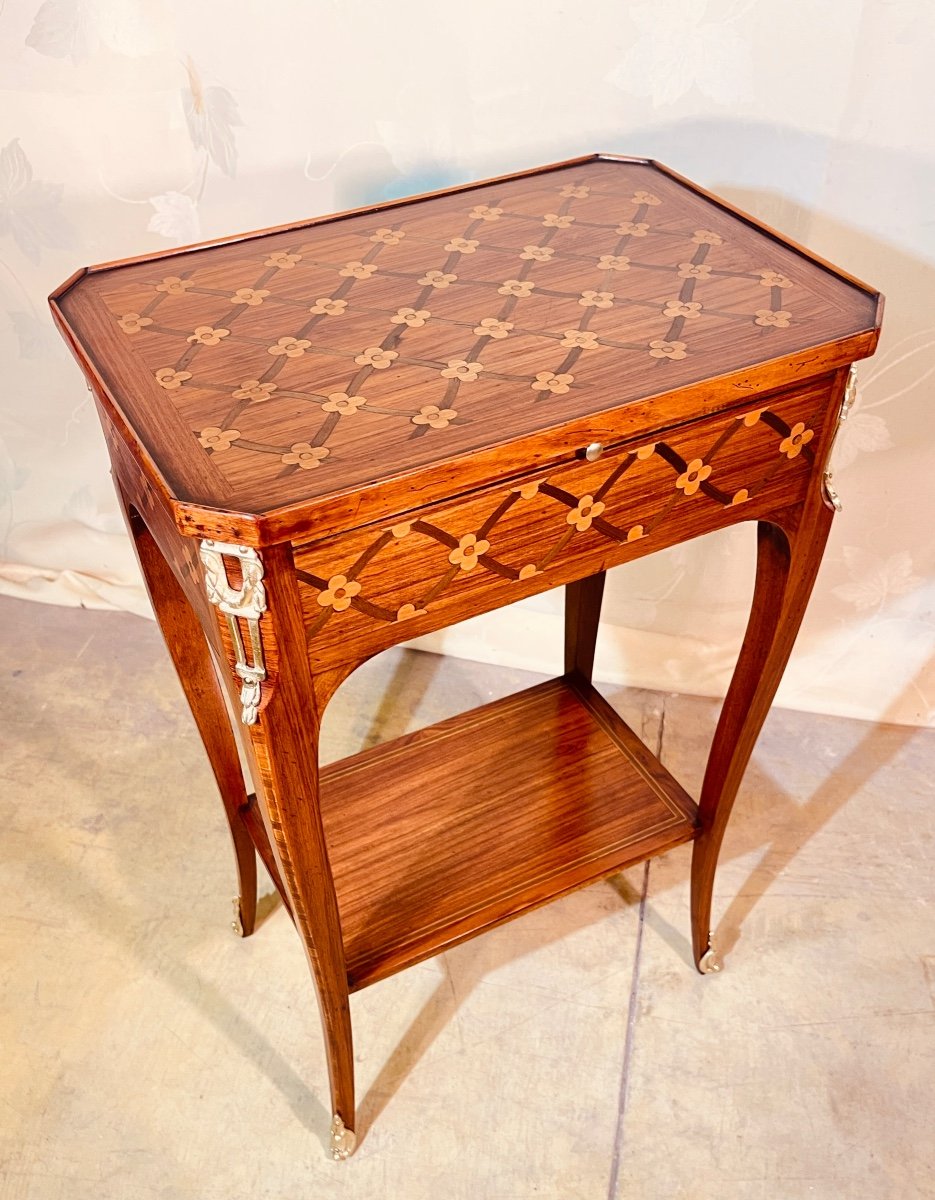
[293,378,836,673]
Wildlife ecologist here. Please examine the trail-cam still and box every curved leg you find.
[119,497,258,936]
[565,570,606,682]
[690,503,834,972]
[239,542,357,1158]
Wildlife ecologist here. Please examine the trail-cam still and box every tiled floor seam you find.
[605,692,666,1198]
[605,856,650,1199]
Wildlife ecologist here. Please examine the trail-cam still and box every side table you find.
[51,154,882,1159]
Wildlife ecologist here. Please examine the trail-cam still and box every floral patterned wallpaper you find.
[1,0,932,726]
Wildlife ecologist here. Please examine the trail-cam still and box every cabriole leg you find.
[235,542,357,1157]
[690,504,834,973]
[118,496,258,936]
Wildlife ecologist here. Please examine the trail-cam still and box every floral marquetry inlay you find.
[118,312,152,334]
[282,443,329,470]
[292,386,833,672]
[57,157,878,515]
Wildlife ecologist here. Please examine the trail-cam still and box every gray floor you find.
[2,596,933,1199]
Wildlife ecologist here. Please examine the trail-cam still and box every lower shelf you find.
[320,675,699,991]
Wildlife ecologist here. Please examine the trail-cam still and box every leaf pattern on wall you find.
[0,433,29,552]
[832,547,922,613]
[0,140,73,263]
[183,59,242,180]
[25,0,99,64]
[9,311,64,360]
[606,0,754,106]
[834,407,893,470]
[147,192,202,243]
[26,0,163,60]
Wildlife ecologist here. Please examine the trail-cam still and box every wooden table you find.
[51,154,882,1160]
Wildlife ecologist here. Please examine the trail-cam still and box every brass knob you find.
[584,442,604,462]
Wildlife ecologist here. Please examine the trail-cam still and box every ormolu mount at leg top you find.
[199,540,268,725]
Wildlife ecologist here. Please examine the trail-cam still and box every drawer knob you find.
[583,441,604,462]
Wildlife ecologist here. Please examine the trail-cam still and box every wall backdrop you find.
[1,1,933,726]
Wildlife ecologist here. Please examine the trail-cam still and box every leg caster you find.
[330,1113,357,1161]
[231,897,246,938]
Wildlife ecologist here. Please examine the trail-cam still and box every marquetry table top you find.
[52,155,880,530]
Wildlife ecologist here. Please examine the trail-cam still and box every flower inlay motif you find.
[232,380,277,402]
[198,426,240,451]
[187,326,230,346]
[340,261,378,280]
[230,288,269,306]
[579,290,614,308]
[755,309,792,328]
[469,205,502,221]
[418,270,457,289]
[391,307,431,327]
[474,317,513,339]
[118,313,152,334]
[560,330,600,349]
[266,251,302,269]
[310,298,348,317]
[354,347,398,369]
[445,238,479,254]
[268,337,311,358]
[676,458,712,495]
[498,279,535,298]
[292,393,825,647]
[317,574,361,611]
[321,393,367,415]
[103,163,827,491]
[282,443,330,469]
[441,360,484,382]
[449,534,491,572]
[616,221,649,237]
[532,371,574,395]
[779,423,814,458]
[649,339,687,360]
[371,228,405,245]
[155,367,192,389]
[155,276,193,295]
[567,495,606,532]
[412,405,457,430]
[520,245,554,262]
[663,301,702,320]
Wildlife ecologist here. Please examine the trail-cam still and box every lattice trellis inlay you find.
[126,195,784,454]
[292,387,829,670]
[89,159,872,512]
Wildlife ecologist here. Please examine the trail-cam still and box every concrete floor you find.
[1,595,933,1199]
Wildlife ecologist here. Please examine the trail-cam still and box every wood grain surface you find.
[295,374,835,672]
[52,155,880,546]
[49,156,883,1154]
[319,675,699,991]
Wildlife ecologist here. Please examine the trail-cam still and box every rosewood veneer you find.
[50,154,882,1159]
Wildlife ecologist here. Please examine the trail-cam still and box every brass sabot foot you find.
[699,934,722,975]
[330,1113,357,1161]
